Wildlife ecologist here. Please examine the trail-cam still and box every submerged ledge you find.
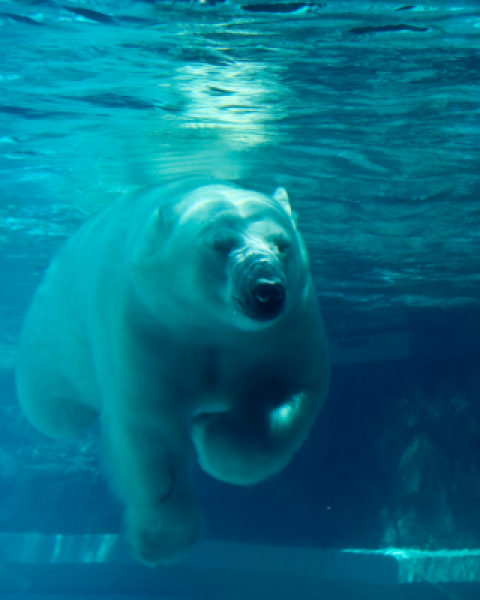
[0,534,480,598]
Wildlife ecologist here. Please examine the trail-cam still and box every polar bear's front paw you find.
[127,506,203,566]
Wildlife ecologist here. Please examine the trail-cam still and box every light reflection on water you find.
[1,0,479,332]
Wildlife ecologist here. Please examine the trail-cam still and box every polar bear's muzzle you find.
[231,252,287,321]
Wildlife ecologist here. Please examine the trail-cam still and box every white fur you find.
[16,178,330,565]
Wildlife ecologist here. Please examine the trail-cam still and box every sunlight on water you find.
[0,0,479,346]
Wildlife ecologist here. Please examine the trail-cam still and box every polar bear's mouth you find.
[249,277,286,317]
[231,256,287,322]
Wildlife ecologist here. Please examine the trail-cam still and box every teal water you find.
[2,1,479,334]
[1,0,480,561]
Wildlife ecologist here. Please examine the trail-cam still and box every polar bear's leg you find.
[102,414,202,565]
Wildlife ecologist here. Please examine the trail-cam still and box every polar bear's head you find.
[130,181,310,334]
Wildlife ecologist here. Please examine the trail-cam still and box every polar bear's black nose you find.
[252,279,286,319]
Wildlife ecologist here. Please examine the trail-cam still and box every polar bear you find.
[16,178,329,565]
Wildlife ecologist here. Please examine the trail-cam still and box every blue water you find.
[2,1,479,328]
[1,0,480,589]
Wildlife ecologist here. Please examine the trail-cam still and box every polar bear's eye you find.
[211,235,239,255]
[274,238,291,254]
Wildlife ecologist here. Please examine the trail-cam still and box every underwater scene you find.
[1,0,480,598]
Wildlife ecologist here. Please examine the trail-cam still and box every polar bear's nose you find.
[252,279,286,319]
[231,251,288,322]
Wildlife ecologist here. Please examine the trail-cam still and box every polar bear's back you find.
[15,187,153,438]
[15,204,123,438]
[15,178,225,439]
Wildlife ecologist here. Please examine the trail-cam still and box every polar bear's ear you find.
[153,207,165,229]
[151,205,175,234]
[272,187,290,215]
[144,207,166,241]
[130,206,169,266]
[273,187,297,226]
